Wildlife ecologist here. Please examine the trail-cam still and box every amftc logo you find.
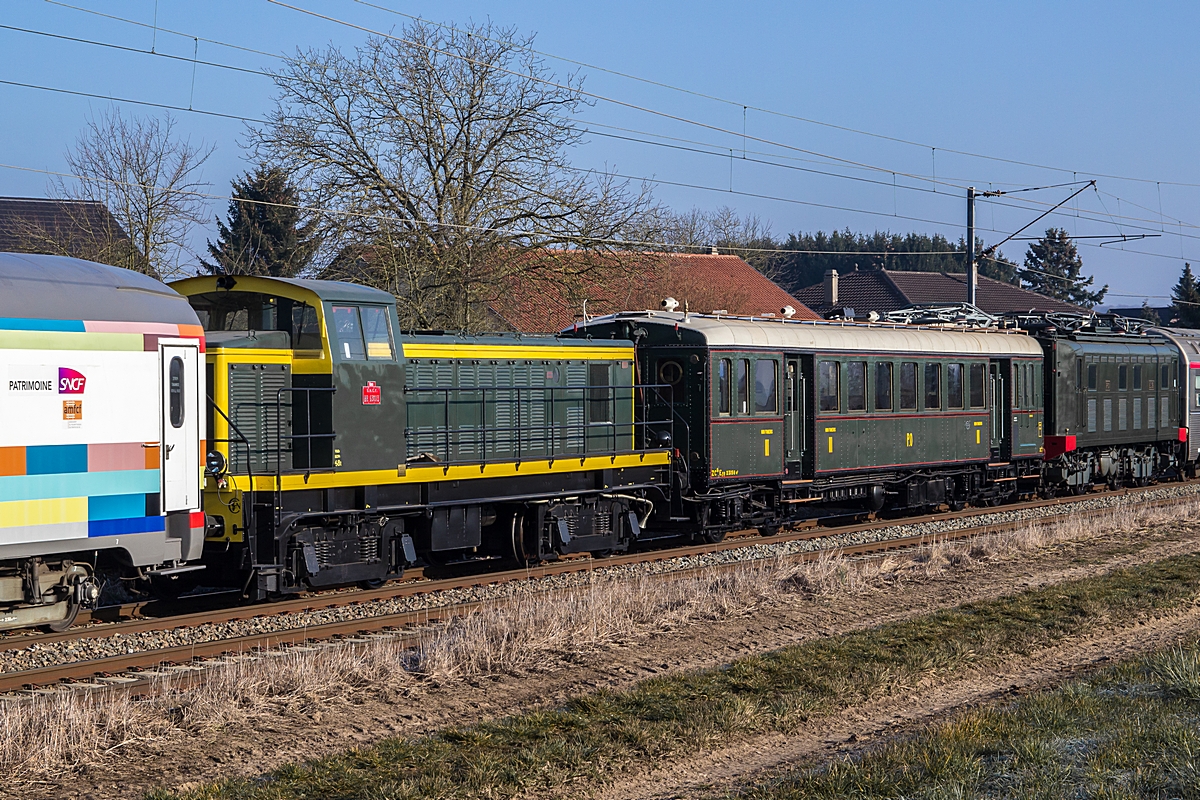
[58,368,86,394]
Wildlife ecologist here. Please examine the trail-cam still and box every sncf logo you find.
[58,368,86,394]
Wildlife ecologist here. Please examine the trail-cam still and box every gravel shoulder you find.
[13,500,1200,800]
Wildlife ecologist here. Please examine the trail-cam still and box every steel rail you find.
[0,483,1192,694]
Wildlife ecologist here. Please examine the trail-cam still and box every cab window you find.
[332,305,366,360]
[360,306,395,360]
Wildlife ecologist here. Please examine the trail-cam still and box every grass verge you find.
[732,640,1200,799]
[152,548,1200,799]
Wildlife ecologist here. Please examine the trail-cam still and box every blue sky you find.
[1,0,1196,306]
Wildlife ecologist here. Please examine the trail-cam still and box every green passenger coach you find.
[573,311,1044,536]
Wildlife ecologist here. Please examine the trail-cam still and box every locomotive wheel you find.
[358,578,387,590]
[703,529,727,544]
[590,549,613,559]
[509,511,532,564]
[756,526,778,538]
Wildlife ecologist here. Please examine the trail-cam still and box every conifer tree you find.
[202,166,318,277]
[1018,228,1107,308]
[1171,262,1200,327]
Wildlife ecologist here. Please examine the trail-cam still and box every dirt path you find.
[26,522,1200,800]
[601,591,1200,800]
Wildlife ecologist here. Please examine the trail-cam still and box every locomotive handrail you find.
[402,382,676,468]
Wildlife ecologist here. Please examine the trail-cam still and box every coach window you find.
[818,361,839,412]
[1088,363,1097,391]
[1133,365,1143,391]
[1119,364,1128,391]
[737,359,750,415]
[755,360,778,414]
[332,305,366,360]
[717,359,731,415]
[900,362,917,410]
[969,363,986,408]
[875,362,893,411]
[847,362,866,412]
[947,364,964,409]
[924,363,941,410]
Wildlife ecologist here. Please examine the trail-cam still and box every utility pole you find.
[966,186,977,306]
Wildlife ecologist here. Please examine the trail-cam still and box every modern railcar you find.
[572,311,1045,537]
[170,275,672,599]
[0,254,205,630]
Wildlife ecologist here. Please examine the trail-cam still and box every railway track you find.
[1,481,1194,695]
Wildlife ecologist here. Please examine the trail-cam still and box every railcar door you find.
[784,357,805,469]
[160,341,201,512]
[989,360,1011,460]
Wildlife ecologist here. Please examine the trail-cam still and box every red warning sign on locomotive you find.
[361,381,381,405]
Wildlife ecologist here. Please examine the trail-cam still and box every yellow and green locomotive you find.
[170,275,671,599]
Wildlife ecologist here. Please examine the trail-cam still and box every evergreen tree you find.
[1137,301,1161,325]
[1171,262,1200,327]
[1018,228,1107,308]
[202,166,318,277]
[773,229,1018,293]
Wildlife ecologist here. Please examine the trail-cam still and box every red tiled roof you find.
[794,268,1085,316]
[0,196,130,254]
[489,252,818,333]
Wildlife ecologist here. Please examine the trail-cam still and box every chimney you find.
[710,246,719,255]
[823,269,839,306]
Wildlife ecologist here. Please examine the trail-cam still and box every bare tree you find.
[640,205,782,277]
[55,109,213,279]
[250,20,654,330]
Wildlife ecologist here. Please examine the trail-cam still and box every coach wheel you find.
[756,526,778,538]
[45,598,81,633]
[948,500,966,512]
[703,529,727,544]
[590,549,613,559]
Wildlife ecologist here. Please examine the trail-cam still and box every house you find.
[0,196,138,267]
[793,268,1086,318]
[487,252,819,333]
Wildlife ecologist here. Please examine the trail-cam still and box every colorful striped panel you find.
[0,496,87,527]
[88,493,146,521]
[82,321,187,335]
[25,444,87,475]
[88,442,149,472]
[0,448,24,477]
[0,317,86,332]
[0,470,160,503]
[0,330,144,351]
[88,516,165,537]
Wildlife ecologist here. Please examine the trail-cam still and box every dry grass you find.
[2,495,1195,783]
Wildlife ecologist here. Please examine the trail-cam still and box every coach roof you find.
[579,311,1044,357]
[0,252,199,325]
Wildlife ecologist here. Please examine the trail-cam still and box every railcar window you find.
[1165,364,1173,388]
[818,361,839,412]
[360,306,395,360]
[1077,358,1083,389]
[168,356,184,428]
[332,305,366,360]
[947,364,963,409]
[1119,365,1128,391]
[1088,364,1097,391]
[900,362,917,410]
[925,363,941,409]
[738,359,750,414]
[717,359,731,415]
[875,362,893,411]
[847,362,866,411]
[1133,365,1142,390]
[969,364,985,408]
[755,360,778,414]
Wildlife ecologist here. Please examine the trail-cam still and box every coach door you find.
[160,341,201,512]
[784,357,805,466]
[989,360,1011,460]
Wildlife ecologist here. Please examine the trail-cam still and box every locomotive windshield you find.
[187,291,321,350]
